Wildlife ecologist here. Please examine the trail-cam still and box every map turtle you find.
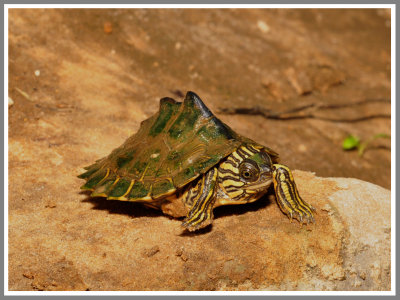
[79,91,315,231]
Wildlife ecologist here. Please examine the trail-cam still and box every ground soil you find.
[8,8,391,291]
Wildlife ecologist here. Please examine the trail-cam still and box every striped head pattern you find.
[217,144,274,205]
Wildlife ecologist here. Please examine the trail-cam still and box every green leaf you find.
[342,135,360,150]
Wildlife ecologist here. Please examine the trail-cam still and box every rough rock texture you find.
[8,8,391,291]
[8,9,391,189]
[9,170,390,291]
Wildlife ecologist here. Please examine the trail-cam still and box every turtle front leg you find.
[272,164,315,224]
[181,168,218,231]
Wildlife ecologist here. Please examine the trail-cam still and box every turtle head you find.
[216,144,274,205]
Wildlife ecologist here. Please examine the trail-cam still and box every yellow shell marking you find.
[139,164,150,181]
[108,179,135,201]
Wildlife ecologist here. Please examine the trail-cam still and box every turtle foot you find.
[181,214,213,232]
[287,204,316,225]
[272,164,316,225]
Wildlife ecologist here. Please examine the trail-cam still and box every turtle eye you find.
[243,171,251,178]
[239,162,259,182]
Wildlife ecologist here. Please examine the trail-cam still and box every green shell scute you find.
[108,179,131,198]
[92,179,116,197]
[116,150,136,169]
[152,180,175,198]
[80,168,108,190]
[79,91,254,201]
[149,98,181,137]
[129,181,149,199]
[168,99,201,139]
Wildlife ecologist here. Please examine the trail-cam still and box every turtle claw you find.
[290,208,315,225]
[279,200,315,225]
[181,215,212,232]
[276,192,316,225]
[181,218,194,231]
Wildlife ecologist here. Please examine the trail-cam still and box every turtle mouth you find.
[245,178,272,192]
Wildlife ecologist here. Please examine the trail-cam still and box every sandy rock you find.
[327,177,391,291]
[7,9,391,292]
[8,170,390,291]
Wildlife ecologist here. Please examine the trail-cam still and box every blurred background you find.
[8,8,391,189]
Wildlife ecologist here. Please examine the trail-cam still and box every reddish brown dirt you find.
[8,9,391,291]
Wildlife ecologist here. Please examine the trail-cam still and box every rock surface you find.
[8,169,391,291]
[8,9,391,189]
[8,8,391,291]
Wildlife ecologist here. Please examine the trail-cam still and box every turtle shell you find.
[78,91,278,201]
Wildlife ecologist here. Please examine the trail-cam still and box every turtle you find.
[79,91,315,231]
